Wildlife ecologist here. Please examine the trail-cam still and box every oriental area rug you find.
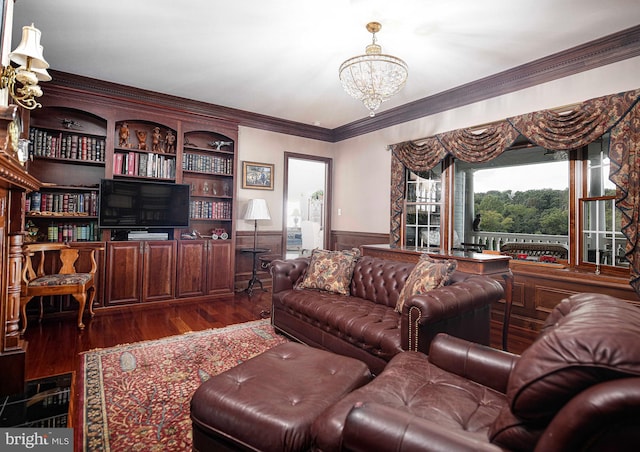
[78,319,288,451]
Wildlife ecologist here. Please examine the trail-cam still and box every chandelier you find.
[339,22,408,117]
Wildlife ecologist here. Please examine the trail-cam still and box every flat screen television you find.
[99,179,190,229]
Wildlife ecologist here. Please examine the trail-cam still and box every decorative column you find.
[4,233,23,349]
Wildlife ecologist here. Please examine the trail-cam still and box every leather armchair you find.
[312,293,640,451]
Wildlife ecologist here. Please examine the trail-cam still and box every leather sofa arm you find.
[401,276,504,353]
[343,402,503,452]
[429,334,518,394]
[270,257,308,293]
[534,378,640,451]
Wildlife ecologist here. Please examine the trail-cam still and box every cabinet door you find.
[206,241,233,295]
[176,240,207,298]
[142,240,176,302]
[105,241,142,305]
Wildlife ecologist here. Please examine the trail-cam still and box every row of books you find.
[183,153,233,175]
[29,127,106,162]
[26,191,98,216]
[190,200,232,220]
[46,222,99,242]
[114,151,176,179]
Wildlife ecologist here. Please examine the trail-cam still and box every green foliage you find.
[539,208,569,235]
[475,188,569,235]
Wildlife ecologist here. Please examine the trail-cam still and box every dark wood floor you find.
[22,291,272,381]
[22,291,533,382]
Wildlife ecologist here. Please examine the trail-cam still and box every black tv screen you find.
[99,179,190,229]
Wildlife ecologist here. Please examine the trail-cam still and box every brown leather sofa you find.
[311,293,640,451]
[271,255,504,374]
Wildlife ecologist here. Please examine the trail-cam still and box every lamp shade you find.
[9,24,49,69]
[243,199,271,221]
[18,64,52,82]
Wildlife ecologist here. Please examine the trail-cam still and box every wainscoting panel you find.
[235,231,283,289]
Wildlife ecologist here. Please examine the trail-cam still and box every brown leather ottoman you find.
[190,342,372,452]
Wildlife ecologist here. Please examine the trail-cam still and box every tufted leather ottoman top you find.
[190,342,372,452]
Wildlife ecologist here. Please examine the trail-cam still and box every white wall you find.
[236,127,332,232]
[237,56,640,236]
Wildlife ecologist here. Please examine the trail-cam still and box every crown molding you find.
[46,71,335,142]
[332,24,640,142]
[46,25,640,144]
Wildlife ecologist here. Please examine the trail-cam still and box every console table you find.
[361,244,513,350]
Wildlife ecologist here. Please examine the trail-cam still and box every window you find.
[397,132,628,275]
[579,133,627,271]
[404,167,442,247]
[453,145,569,253]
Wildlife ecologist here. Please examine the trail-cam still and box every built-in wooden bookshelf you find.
[182,130,235,239]
[22,84,239,317]
[29,128,105,163]
[27,107,107,245]
[112,121,176,180]
[25,186,99,242]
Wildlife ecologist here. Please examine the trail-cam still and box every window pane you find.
[581,197,627,268]
[405,167,442,247]
[586,133,615,197]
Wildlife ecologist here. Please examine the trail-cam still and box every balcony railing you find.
[465,232,569,251]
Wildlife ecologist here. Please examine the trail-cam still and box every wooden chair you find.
[20,243,101,333]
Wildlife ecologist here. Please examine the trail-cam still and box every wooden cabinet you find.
[176,240,233,298]
[104,240,176,305]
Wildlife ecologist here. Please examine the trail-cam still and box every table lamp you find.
[243,198,271,249]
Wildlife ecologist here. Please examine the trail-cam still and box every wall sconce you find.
[0,24,51,110]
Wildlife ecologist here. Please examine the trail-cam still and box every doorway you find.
[283,152,332,258]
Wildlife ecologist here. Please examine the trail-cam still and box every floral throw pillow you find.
[296,248,361,295]
[395,254,457,312]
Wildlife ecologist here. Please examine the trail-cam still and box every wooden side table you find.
[240,248,270,296]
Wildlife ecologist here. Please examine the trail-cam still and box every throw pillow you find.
[395,254,457,312]
[296,248,361,295]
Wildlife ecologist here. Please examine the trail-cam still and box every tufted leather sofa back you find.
[349,256,414,308]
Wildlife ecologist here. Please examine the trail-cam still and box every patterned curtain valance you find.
[390,121,520,170]
[390,136,446,172]
[438,121,520,164]
[390,88,640,296]
[509,91,639,150]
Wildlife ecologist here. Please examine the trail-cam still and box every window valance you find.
[389,88,640,295]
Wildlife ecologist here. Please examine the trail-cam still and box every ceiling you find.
[10,0,640,130]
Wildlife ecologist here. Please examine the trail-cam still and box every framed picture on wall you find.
[242,161,274,190]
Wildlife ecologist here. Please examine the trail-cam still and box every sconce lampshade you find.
[243,198,271,221]
[18,64,51,82]
[9,24,49,69]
